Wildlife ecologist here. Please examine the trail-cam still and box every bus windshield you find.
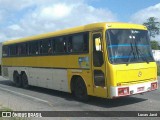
[106,29,154,64]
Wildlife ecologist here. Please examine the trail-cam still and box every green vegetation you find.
[150,40,159,50]
[143,17,160,38]
[0,106,12,111]
[143,17,160,50]
[157,64,160,76]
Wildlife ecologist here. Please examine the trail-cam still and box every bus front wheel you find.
[72,77,88,101]
[13,72,22,87]
[21,73,29,88]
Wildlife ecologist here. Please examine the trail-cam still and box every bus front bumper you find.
[110,80,158,98]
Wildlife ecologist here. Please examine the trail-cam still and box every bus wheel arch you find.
[13,71,22,87]
[21,71,29,88]
[70,75,89,101]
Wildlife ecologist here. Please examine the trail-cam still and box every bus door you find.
[92,31,107,98]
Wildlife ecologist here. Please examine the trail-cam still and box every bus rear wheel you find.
[21,73,29,88]
[72,77,88,101]
[13,72,22,87]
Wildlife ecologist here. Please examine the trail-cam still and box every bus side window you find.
[29,41,39,55]
[54,37,67,53]
[68,32,89,53]
[67,36,73,52]
[83,32,89,52]
[9,45,18,56]
[18,43,28,56]
[72,34,84,52]
[2,46,9,57]
[52,38,55,53]
[40,39,52,55]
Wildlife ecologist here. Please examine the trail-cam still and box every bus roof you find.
[3,22,147,45]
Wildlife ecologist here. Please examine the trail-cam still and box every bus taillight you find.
[118,87,129,96]
[151,82,157,90]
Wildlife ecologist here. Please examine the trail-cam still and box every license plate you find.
[137,87,144,92]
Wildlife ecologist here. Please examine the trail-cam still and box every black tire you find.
[21,73,29,89]
[13,72,22,87]
[72,77,88,101]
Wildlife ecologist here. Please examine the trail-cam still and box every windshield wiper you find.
[126,43,136,66]
[136,48,149,64]
[134,38,149,64]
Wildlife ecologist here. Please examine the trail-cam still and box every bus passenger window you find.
[9,45,18,56]
[40,39,52,54]
[18,43,28,56]
[72,34,84,52]
[83,33,89,52]
[68,33,89,53]
[29,41,39,55]
[67,36,72,52]
[2,46,9,57]
[54,37,66,53]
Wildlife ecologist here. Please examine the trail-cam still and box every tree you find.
[143,17,160,38]
[150,40,159,50]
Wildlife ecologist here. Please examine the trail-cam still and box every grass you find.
[0,106,12,111]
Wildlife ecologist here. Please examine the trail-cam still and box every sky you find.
[0,0,160,42]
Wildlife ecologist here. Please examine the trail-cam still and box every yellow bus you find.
[1,22,158,101]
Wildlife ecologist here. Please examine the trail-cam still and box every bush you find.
[157,64,160,76]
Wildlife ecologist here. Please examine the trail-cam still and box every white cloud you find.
[8,24,22,31]
[40,3,72,20]
[0,0,117,42]
[0,0,48,10]
[0,33,7,42]
[130,3,160,41]
[131,3,160,24]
